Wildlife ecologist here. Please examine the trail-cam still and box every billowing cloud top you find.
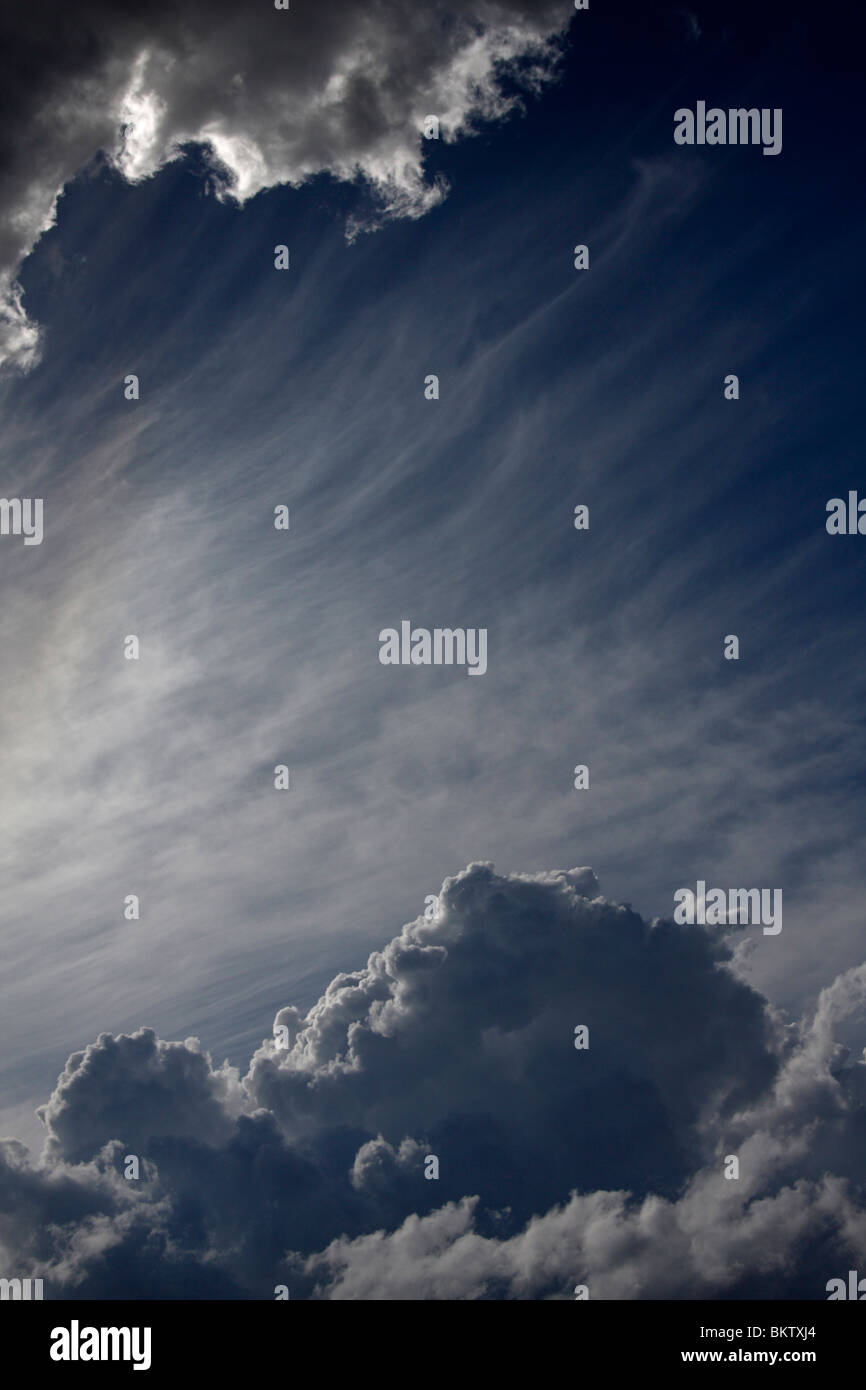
[0,0,569,371]
[3,862,866,1299]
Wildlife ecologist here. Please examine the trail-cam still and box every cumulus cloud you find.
[36,1030,244,1165]
[302,1173,866,1301]
[246,862,781,1216]
[2,862,866,1298]
[0,0,569,371]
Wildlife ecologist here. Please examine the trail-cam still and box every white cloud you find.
[0,0,569,370]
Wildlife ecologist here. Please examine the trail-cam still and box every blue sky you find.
[1,0,865,1298]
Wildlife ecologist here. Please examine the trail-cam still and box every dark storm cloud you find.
[0,0,569,370]
[2,863,865,1298]
[246,862,780,1212]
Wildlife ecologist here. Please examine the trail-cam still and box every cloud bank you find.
[0,0,569,371]
[2,862,866,1299]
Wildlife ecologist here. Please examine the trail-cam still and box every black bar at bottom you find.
[3,1299,859,1377]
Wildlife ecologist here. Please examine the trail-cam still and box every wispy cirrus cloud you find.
[0,0,571,371]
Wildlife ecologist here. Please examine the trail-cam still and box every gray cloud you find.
[2,863,865,1298]
[246,861,780,1212]
[0,0,569,370]
[37,1029,244,1165]
[304,962,866,1299]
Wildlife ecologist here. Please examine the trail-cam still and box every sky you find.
[1,0,866,1299]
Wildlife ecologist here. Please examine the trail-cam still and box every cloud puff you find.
[0,0,569,371]
[302,1172,866,1300]
[2,862,865,1299]
[36,1030,244,1165]
[301,962,866,1300]
[247,862,780,1217]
